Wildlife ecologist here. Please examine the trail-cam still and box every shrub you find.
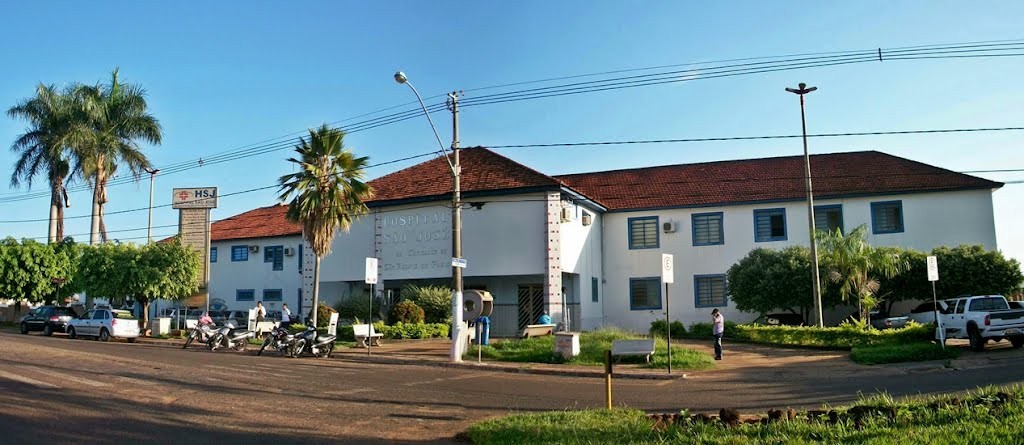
[403,284,451,323]
[688,321,738,338]
[334,294,384,322]
[286,323,308,334]
[851,342,960,365]
[371,321,450,339]
[649,319,687,339]
[691,320,934,349]
[306,304,336,328]
[389,300,425,324]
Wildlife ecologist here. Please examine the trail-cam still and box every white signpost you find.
[662,253,674,374]
[927,255,944,349]
[365,257,378,355]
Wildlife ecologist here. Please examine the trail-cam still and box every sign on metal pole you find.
[365,257,378,284]
[451,257,467,269]
[662,254,674,284]
[927,255,939,282]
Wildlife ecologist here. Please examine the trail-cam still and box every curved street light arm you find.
[401,81,455,173]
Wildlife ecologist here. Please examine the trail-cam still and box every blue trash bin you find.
[475,316,490,346]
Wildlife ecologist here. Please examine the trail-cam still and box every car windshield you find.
[969,297,1009,312]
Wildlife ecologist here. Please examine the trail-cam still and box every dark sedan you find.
[20,306,78,336]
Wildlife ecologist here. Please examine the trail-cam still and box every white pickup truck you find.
[940,295,1024,351]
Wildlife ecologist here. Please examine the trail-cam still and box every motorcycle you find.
[286,322,336,358]
[183,318,219,349]
[257,325,294,356]
[207,322,255,352]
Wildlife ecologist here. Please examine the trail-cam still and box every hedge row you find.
[285,321,449,341]
[684,321,933,349]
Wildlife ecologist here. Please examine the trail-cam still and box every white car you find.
[67,309,140,342]
[906,301,949,325]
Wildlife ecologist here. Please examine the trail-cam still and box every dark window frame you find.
[627,216,660,250]
[692,212,724,246]
[629,277,662,310]
[231,246,249,262]
[813,204,844,234]
[871,200,905,234]
[753,208,787,242]
[236,289,255,302]
[694,274,728,308]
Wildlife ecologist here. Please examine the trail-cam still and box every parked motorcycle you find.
[207,323,255,352]
[257,325,294,356]
[287,322,336,358]
[183,318,219,349]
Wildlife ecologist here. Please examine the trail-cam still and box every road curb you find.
[330,354,686,380]
[132,336,684,380]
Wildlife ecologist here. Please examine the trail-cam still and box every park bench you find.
[353,323,383,347]
[611,339,656,363]
[520,323,557,338]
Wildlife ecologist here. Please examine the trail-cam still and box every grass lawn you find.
[467,386,1024,445]
[851,342,961,365]
[467,328,714,370]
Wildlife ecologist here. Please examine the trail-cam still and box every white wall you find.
[208,235,304,314]
[558,203,605,330]
[601,189,999,332]
[319,194,548,283]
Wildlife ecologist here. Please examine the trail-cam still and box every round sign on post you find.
[662,254,674,284]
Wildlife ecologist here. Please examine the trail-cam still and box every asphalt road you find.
[2,331,1024,444]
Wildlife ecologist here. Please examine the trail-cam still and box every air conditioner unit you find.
[560,207,574,222]
[581,213,593,226]
[284,247,295,257]
[249,245,260,253]
[662,221,677,233]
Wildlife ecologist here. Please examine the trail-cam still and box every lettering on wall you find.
[379,210,453,277]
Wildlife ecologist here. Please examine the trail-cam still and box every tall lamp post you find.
[394,71,465,362]
[145,168,160,243]
[785,82,824,328]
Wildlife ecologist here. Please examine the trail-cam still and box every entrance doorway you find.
[517,284,544,331]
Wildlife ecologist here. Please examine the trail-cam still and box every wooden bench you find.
[611,339,656,363]
[353,324,383,347]
[520,323,557,338]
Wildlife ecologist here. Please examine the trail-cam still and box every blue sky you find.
[2,1,1023,262]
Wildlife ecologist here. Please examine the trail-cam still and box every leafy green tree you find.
[727,246,841,322]
[73,69,162,244]
[77,239,199,331]
[0,237,79,305]
[880,245,1023,309]
[279,124,372,326]
[402,284,452,323]
[7,84,90,242]
[818,225,909,321]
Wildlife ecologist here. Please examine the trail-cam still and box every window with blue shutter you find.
[694,275,727,308]
[814,205,844,234]
[236,289,255,301]
[871,201,904,234]
[231,246,248,261]
[627,216,659,249]
[692,212,724,246]
[629,277,661,310]
[753,208,787,242]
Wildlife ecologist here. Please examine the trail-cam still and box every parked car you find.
[906,301,949,325]
[846,310,908,330]
[752,313,805,326]
[1009,301,1024,310]
[67,308,140,342]
[940,295,1024,351]
[19,306,78,336]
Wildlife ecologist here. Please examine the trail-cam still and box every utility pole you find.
[394,71,465,362]
[146,168,160,243]
[449,91,464,362]
[785,83,823,328]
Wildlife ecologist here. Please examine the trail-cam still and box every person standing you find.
[711,309,724,360]
[255,301,266,322]
[281,303,292,329]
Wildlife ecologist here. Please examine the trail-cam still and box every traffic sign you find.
[365,257,379,284]
[662,254,674,284]
[926,255,939,282]
[451,257,467,268]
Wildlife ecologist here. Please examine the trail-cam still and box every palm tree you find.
[75,69,162,244]
[278,124,373,326]
[817,224,909,325]
[7,84,87,242]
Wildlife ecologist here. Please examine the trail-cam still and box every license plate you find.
[1006,329,1020,336]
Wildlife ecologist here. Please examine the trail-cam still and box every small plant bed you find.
[467,386,1024,444]
[850,342,960,365]
[466,328,714,370]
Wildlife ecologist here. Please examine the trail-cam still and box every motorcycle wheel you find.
[257,337,271,356]
[207,335,221,352]
[288,340,305,358]
[316,342,334,358]
[234,339,248,352]
[183,331,195,349]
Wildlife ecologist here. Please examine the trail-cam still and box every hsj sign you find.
[171,187,219,209]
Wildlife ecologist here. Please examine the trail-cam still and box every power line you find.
[485,126,1024,149]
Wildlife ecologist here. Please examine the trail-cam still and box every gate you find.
[517,284,545,331]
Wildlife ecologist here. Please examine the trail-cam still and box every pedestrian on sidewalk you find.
[281,303,292,329]
[712,308,724,360]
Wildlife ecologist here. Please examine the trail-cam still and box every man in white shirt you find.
[281,303,292,328]
[255,301,266,322]
[712,308,724,360]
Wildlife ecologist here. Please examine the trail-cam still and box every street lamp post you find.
[394,71,465,362]
[785,83,824,328]
[145,168,160,243]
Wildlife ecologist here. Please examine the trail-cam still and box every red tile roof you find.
[365,146,563,205]
[210,204,300,242]
[554,150,1002,211]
